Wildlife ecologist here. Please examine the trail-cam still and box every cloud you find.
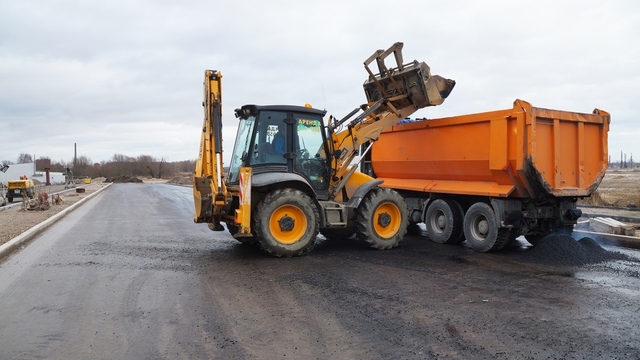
[1,0,638,166]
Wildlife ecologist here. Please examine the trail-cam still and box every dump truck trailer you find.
[367,99,610,251]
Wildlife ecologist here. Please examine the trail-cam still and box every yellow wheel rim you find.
[373,202,402,239]
[268,204,308,245]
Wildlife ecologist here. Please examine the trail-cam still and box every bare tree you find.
[17,153,33,163]
[74,155,93,177]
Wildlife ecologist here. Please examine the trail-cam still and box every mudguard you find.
[346,179,384,209]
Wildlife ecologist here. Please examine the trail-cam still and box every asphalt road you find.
[0,184,639,359]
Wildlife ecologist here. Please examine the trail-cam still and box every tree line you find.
[2,153,195,179]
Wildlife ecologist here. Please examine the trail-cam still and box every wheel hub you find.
[279,215,295,231]
[478,219,489,235]
[436,214,446,230]
[377,212,391,227]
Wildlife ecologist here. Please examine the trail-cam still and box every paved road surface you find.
[0,184,638,359]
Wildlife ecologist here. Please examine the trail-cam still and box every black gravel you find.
[517,235,629,266]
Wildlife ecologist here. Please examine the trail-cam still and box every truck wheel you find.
[355,188,408,250]
[463,202,502,252]
[425,199,464,244]
[494,229,517,250]
[7,197,13,203]
[253,189,319,257]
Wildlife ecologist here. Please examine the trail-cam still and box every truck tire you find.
[425,199,464,244]
[253,189,319,257]
[495,228,518,250]
[463,202,505,252]
[355,187,408,250]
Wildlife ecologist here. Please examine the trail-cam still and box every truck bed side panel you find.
[371,99,609,198]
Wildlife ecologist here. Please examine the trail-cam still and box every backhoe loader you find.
[193,42,455,257]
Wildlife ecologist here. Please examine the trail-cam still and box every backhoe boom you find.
[193,70,228,228]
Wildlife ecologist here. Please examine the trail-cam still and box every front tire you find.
[253,189,319,257]
[355,187,408,250]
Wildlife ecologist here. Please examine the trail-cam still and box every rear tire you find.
[355,188,408,250]
[425,199,464,244]
[253,189,319,257]
[463,202,504,252]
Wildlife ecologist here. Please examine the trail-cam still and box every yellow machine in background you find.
[194,42,455,257]
[7,178,35,203]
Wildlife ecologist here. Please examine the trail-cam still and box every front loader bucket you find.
[363,42,455,112]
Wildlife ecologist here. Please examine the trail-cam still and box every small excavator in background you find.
[193,42,455,257]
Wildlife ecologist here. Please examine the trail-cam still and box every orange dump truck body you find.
[371,99,610,199]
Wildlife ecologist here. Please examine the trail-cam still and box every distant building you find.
[0,162,65,186]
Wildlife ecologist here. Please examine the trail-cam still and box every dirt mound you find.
[167,175,191,185]
[517,235,628,266]
[103,176,143,183]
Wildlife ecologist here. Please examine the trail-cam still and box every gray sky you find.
[1,0,638,166]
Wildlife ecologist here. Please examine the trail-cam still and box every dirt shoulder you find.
[0,181,108,247]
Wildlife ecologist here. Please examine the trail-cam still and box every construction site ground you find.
[0,183,638,359]
[1,170,640,248]
[0,177,163,247]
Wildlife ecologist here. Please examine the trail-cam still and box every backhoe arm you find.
[193,70,228,227]
[328,42,455,198]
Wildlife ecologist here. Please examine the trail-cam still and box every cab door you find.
[292,113,329,197]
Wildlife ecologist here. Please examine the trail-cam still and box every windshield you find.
[228,116,256,183]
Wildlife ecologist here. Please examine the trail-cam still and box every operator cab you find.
[228,104,330,198]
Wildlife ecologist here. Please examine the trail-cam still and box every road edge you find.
[0,183,113,261]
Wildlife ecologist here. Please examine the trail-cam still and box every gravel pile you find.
[518,235,628,266]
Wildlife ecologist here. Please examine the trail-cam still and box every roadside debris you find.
[588,217,636,236]
[103,176,143,183]
[52,194,63,205]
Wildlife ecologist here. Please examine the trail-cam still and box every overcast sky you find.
[1,0,638,166]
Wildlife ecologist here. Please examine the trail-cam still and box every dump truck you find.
[7,178,35,203]
[365,99,610,251]
[193,42,455,257]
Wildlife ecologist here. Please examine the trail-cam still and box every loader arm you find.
[193,70,229,227]
[328,42,455,199]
